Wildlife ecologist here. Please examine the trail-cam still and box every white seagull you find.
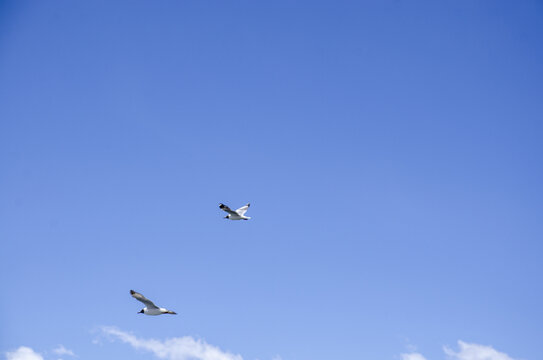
[219,203,251,220]
[130,290,177,315]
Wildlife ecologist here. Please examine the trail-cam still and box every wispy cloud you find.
[52,345,75,357]
[5,347,43,360]
[401,353,427,360]
[401,340,516,360]
[444,341,515,360]
[100,326,243,360]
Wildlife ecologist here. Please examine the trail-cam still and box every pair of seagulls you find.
[130,203,251,316]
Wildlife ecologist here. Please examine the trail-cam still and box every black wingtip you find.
[130,290,135,295]
[219,203,225,209]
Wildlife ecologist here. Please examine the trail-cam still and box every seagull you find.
[130,290,177,315]
[219,203,251,220]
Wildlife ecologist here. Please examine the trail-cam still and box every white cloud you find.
[401,353,427,360]
[444,341,515,360]
[52,345,75,357]
[5,347,43,360]
[100,326,243,360]
[400,341,516,360]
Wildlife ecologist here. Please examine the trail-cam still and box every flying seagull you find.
[219,203,251,220]
[130,290,177,315]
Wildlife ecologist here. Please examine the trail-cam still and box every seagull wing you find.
[236,203,250,216]
[130,290,159,309]
[219,203,238,216]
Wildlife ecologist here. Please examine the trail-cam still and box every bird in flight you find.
[219,203,251,220]
[130,290,177,315]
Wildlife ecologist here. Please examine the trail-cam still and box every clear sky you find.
[1,1,542,360]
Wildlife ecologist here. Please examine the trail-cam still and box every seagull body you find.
[219,203,251,220]
[130,290,177,315]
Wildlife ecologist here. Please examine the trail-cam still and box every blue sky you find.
[1,1,542,360]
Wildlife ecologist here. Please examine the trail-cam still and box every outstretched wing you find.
[219,203,238,216]
[236,203,250,216]
[130,290,158,309]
